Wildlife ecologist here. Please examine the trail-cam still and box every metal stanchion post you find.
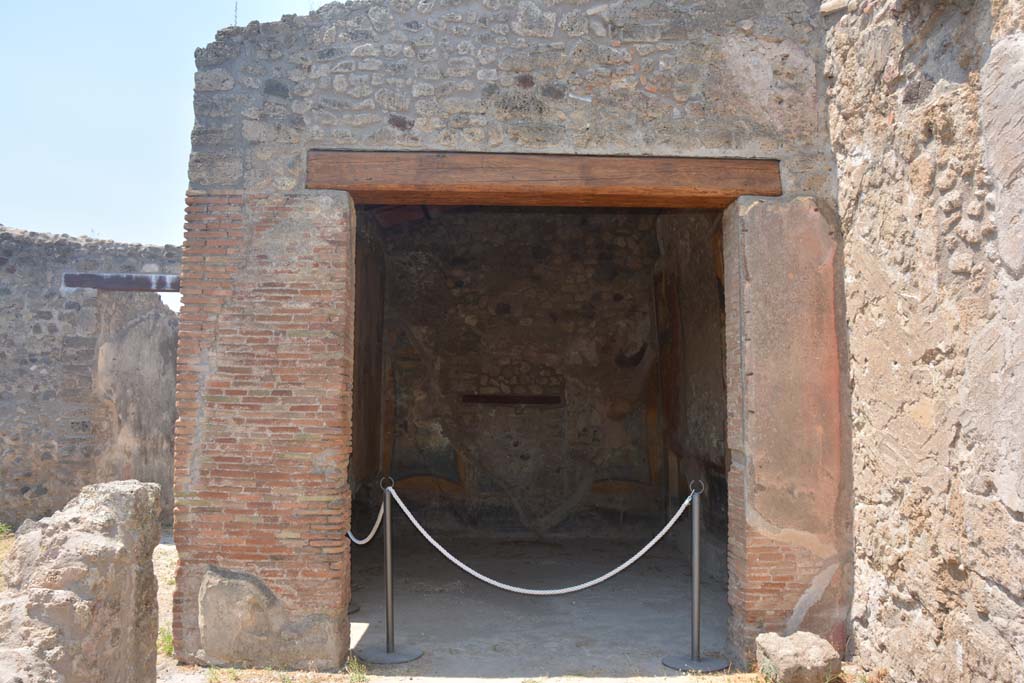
[356,480,423,665]
[662,480,729,672]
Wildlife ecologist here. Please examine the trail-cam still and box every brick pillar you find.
[723,196,851,662]
[173,190,355,670]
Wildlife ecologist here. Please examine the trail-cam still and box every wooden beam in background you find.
[306,150,782,209]
[462,394,562,405]
[63,273,180,292]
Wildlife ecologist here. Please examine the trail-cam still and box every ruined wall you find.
[177,0,851,665]
[0,228,180,526]
[723,197,849,658]
[826,3,1024,681]
[188,0,834,198]
[351,220,386,489]
[174,192,354,670]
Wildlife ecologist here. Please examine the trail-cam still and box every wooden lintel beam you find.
[462,394,562,405]
[63,273,181,292]
[306,150,782,209]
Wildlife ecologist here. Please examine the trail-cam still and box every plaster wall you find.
[655,211,729,533]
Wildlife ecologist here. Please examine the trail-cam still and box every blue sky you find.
[0,1,317,248]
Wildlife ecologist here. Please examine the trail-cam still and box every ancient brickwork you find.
[826,3,1024,681]
[173,191,354,670]
[0,228,180,526]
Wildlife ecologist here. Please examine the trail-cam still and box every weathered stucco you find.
[0,228,180,526]
[826,2,1024,681]
[655,211,730,532]
[723,196,849,658]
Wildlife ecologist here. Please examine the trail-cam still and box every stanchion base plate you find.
[661,655,730,672]
[356,645,424,665]
[347,601,360,615]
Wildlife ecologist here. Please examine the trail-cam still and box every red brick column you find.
[723,196,851,662]
[173,190,355,670]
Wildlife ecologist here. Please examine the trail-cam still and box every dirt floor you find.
[350,533,732,678]
[0,525,874,682]
[152,527,757,683]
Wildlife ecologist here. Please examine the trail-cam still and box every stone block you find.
[755,631,841,683]
[0,481,162,683]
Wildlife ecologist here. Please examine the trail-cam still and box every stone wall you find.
[655,211,729,534]
[0,228,180,526]
[187,0,834,197]
[826,2,1024,681]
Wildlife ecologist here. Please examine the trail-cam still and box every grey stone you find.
[196,554,345,670]
[0,481,161,683]
[184,0,834,195]
[0,228,179,528]
[194,68,235,92]
[756,631,841,683]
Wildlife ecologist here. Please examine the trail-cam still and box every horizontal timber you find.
[63,273,181,292]
[462,394,562,405]
[306,150,782,209]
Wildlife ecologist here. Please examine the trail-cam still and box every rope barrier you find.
[387,486,695,596]
[347,500,385,545]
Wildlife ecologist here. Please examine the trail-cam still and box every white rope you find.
[388,486,694,596]
[347,500,385,545]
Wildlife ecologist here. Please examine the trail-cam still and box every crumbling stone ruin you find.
[174,0,847,670]
[164,0,1024,677]
[0,0,1017,680]
[0,480,162,683]
[0,229,180,526]
[755,630,841,683]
